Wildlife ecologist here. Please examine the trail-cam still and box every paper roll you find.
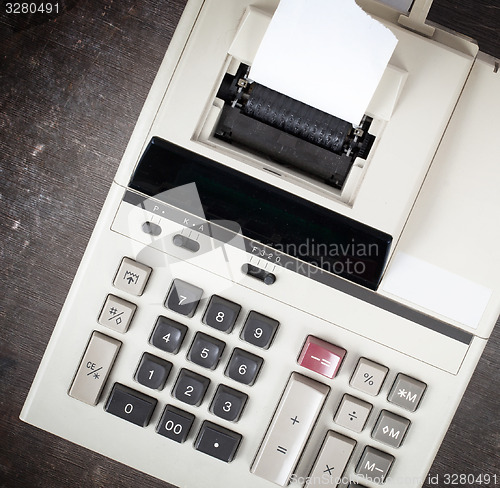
[249,0,398,125]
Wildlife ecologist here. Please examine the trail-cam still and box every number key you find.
[156,405,195,443]
[240,311,279,349]
[188,332,225,370]
[104,383,157,427]
[203,295,241,332]
[211,385,248,422]
[150,316,187,354]
[135,353,172,390]
[173,369,210,406]
[225,348,263,386]
[165,279,203,317]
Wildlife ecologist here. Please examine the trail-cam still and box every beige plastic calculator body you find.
[21,1,500,487]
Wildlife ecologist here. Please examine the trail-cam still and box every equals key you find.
[252,373,329,485]
[68,331,121,405]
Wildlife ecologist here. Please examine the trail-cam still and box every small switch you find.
[142,221,162,236]
[242,263,276,285]
[172,234,200,252]
[241,263,276,285]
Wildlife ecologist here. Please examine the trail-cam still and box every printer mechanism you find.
[215,63,375,189]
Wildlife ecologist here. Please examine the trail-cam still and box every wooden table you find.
[1,1,499,487]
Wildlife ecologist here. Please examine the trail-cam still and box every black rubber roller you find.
[242,83,351,154]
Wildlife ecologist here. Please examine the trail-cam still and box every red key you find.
[298,336,346,379]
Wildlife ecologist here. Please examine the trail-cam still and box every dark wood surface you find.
[0,1,499,487]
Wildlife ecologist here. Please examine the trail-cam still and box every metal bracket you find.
[398,0,436,36]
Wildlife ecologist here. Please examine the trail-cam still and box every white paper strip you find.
[381,252,492,329]
[250,0,398,125]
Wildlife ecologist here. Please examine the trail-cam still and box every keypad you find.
[93,265,279,465]
[225,348,263,385]
[203,295,241,332]
[173,369,210,406]
[240,311,279,349]
[156,405,194,443]
[150,316,187,354]
[135,353,172,390]
[187,332,225,370]
[165,278,203,317]
[81,256,431,480]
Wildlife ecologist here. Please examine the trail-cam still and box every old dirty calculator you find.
[21,0,500,487]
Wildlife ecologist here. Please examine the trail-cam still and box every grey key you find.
[113,257,152,296]
[251,373,329,485]
[187,332,225,370]
[307,431,356,487]
[350,358,388,396]
[104,383,157,427]
[240,311,279,349]
[371,410,410,448]
[387,374,426,412]
[156,405,194,443]
[68,331,121,405]
[98,295,136,333]
[134,353,172,390]
[172,369,210,406]
[195,421,242,463]
[225,348,263,385]
[334,395,372,433]
[150,316,187,354]
[355,446,394,484]
[210,385,248,422]
[203,295,241,332]
[165,279,203,317]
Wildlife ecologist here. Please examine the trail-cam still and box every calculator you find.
[21,1,500,487]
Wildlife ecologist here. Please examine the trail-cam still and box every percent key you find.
[351,358,389,396]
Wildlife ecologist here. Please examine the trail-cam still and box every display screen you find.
[129,137,392,289]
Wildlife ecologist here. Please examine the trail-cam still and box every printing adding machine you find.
[21,0,500,487]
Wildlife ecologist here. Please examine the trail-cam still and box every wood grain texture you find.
[0,1,498,487]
